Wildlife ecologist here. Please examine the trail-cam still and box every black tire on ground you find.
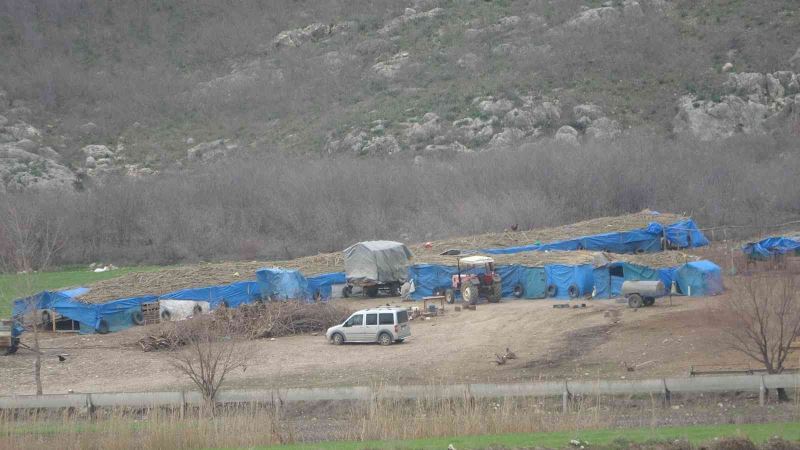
[365,285,379,298]
[131,310,145,325]
[193,304,203,315]
[41,310,52,326]
[378,332,393,346]
[488,282,502,303]
[342,285,352,298]
[444,289,455,304]
[643,297,655,307]
[5,338,19,355]
[512,283,524,298]
[161,309,172,321]
[96,319,110,334]
[627,294,644,309]
[567,284,579,299]
[461,284,477,305]
[331,333,344,345]
[546,285,557,298]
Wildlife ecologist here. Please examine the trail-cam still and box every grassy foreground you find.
[256,422,800,450]
[0,266,160,316]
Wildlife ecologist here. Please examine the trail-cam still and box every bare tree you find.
[0,195,65,395]
[169,317,253,414]
[724,273,800,401]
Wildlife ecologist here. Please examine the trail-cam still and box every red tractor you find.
[445,255,502,305]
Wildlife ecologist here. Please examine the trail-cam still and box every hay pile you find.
[81,211,688,303]
[416,250,698,269]
[138,301,351,352]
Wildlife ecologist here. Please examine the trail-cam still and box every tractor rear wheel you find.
[461,284,478,305]
[488,282,502,303]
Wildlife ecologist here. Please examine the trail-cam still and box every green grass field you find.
[0,266,160,316]
[256,422,800,450]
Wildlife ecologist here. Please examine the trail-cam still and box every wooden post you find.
[562,381,570,413]
[180,390,186,419]
[662,379,671,408]
[759,376,766,406]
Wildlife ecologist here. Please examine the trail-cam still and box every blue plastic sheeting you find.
[158,281,261,309]
[742,236,800,259]
[307,272,347,300]
[675,261,723,297]
[12,291,157,335]
[483,219,708,255]
[407,263,593,301]
[256,267,309,301]
[60,287,90,298]
[544,264,594,299]
[519,267,547,299]
[593,262,670,298]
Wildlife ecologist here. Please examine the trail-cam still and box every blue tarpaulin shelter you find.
[408,263,593,300]
[675,261,723,296]
[592,262,670,298]
[742,236,800,259]
[483,219,708,255]
[307,272,347,300]
[158,281,261,308]
[256,267,309,301]
[519,267,547,299]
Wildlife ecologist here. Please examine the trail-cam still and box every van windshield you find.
[396,310,408,324]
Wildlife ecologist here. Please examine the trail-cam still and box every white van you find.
[326,307,410,345]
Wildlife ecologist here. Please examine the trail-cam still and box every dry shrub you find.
[710,437,759,450]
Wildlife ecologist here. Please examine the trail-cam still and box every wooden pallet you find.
[141,302,160,325]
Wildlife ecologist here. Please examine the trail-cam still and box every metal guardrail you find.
[1,374,798,412]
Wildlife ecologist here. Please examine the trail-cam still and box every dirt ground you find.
[0,293,751,396]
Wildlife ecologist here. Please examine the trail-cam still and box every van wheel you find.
[331,333,344,345]
[378,333,393,346]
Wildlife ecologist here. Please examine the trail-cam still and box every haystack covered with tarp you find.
[742,236,800,259]
[343,240,412,285]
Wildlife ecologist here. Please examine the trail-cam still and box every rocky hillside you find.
[0,0,799,192]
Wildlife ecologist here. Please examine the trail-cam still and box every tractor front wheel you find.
[488,282,502,303]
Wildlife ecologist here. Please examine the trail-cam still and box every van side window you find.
[379,313,394,325]
[348,314,363,326]
[365,313,377,325]
[396,310,408,324]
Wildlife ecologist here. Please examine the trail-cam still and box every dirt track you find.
[0,294,747,396]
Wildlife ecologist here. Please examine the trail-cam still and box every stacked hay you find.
[80,211,689,303]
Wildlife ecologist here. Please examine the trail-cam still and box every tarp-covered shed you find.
[592,262,670,298]
[742,236,800,259]
[344,241,412,284]
[675,261,723,296]
[158,281,261,309]
[256,267,309,301]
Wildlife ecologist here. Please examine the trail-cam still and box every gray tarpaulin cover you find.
[344,241,413,285]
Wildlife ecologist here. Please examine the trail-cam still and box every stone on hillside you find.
[272,23,331,48]
[34,146,60,160]
[7,122,41,141]
[573,104,604,120]
[0,115,7,127]
[14,138,38,152]
[585,117,621,141]
[724,72,766,99]
[372,52,410,79]
[497,16,521,29]
[504,108,536,130]
[475,97,514,116]
[0,89,7,109]
[85,156,96,168]
[672,95,770,141]
[406,113,441,144]
[554,125,579,146]
[423,142,470,154]
[564,7,621,29]
[487,128,525,149]
[361,136,401,155]
[82,144,114,160]
[532,102,561,126]
[622,0,644,17]
[453,116,497,145]
[766,73,784,100]
[722,62,734,72]
[378,8,444,36]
